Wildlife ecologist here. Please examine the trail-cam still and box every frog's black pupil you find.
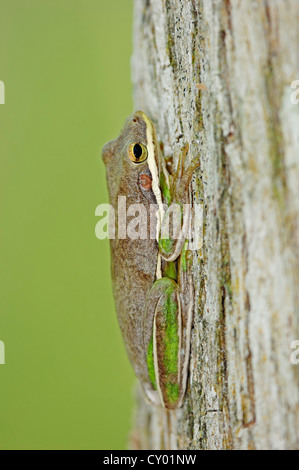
[133,144,142,160]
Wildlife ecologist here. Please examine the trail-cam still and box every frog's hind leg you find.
[177,244,194,407]
[143,277,183,410]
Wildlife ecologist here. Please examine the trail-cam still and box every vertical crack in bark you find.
[263,0,287,210]
[165,0,177,75]
[243,236,256,429]
[217,138,233,449]
[192,2,204,134]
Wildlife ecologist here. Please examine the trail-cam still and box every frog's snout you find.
[102,140,116,165]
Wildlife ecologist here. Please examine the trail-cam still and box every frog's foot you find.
[159,145,200,262]
[171,143,200,204]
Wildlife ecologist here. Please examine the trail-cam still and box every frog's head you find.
[102,111,151,165]
[102,111,161,201]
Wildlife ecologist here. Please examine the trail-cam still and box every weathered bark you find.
[130,0,299,450]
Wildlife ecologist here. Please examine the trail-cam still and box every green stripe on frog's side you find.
[163,283,180,404]
[146,335,157,390]
[160,171,171,205]
[164,261,177,280]
[165,382,179,404]
[159,237,175,255]
[151,278,181,407]
[163,284,179,375]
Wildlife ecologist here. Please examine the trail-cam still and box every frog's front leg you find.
[143,277,184,409]
[159,144,199,262]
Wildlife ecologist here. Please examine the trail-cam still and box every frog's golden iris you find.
[129,143,148,163]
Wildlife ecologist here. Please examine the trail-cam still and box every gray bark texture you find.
[130,0,299,450]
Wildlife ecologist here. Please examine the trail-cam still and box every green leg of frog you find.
[143,277,184,410]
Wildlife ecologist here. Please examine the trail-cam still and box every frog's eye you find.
[129,143,148,163]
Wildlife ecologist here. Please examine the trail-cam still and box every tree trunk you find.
[130,0,299,450]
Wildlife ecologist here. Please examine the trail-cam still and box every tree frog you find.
[102,111,199,410]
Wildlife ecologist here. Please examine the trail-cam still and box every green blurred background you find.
[0,0,135,450]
